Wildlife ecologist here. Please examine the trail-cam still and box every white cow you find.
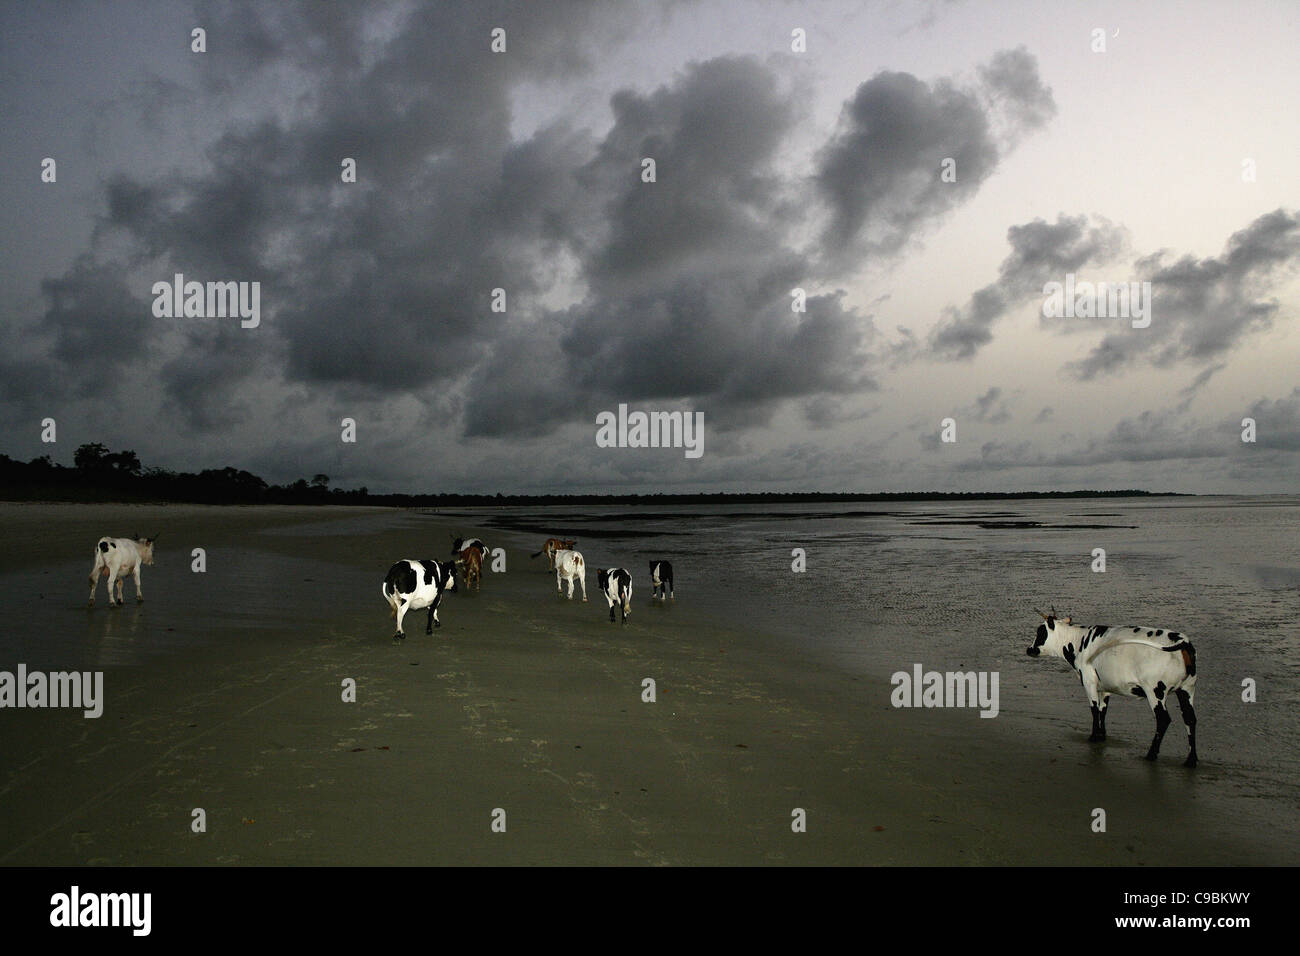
[88,534,157,607]
[1026,611,1199,767]
[553,548,586,602]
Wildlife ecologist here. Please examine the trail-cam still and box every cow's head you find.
[441,560,458,592]
[136,533,158,565]
[1026,608,1072,658]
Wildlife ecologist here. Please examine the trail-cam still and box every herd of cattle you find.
[85,533,1200,766]
[379,534,676,639]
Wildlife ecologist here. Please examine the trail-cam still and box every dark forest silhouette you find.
[0,443,1175,506]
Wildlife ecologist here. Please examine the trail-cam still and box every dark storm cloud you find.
[67,1,631,422]
[928,214,1129,359]
[465,56,878,437]
[1068,209,1300,379]
[815,45,1054,263]
[14,0,1055,460]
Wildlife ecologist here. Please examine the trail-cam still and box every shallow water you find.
[471,496,1300,808]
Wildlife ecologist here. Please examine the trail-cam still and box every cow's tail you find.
[381,576,400,617]
[1162,640,1196,678]
[91,539,110,576]
[531,549,544,558]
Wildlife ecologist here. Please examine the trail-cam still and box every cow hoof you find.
[1144,751,1159,762]
[137,597,144,603]
[393,632,404,642]
[1184,755,1198,769]
[1088,733,1104,743]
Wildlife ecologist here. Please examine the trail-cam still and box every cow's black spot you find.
[1034,624,1048,648]
[1063,643,1076,668]
[1131,686,1146,698]
[1155,629,1163,636]
[1133,627,1141,633]
[1147,630,1154,636]
[99,541,109,553]
[1169,632,1180,640]
[419,560,439,586]
[1153,681,1166,701]
[385,561,417,597]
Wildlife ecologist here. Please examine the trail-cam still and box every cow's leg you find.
[394,599,409,640]
[1175,687,1197,768]
[1145,687,1172,761]
[1098,693,1111,737]
[608,601,615,623]
[88,566,100,607]
[557,570,563,597]
[668,577,674,599]
[133,566,144,603]
[1081,668,1104,742]
[107,570,121,606]
[579,573,587,603]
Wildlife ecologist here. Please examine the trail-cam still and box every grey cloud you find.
[1068,209,1300,379]
[929,214,1129,360]
[815,47,1054,264]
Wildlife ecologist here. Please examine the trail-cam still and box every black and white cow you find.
[450,535,487,558]
[1026,610,1199,767]
[649,560,674,601]
[382,559,458,640]
[596,568,632,624]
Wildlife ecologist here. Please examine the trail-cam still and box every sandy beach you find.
[0,502,1293,866]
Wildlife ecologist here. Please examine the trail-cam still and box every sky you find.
[1,0,1297,494]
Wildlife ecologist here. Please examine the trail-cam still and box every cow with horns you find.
[1026,608,1199,767]
[88,534,158,607]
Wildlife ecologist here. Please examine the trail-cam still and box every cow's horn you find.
[1033,608,1050,620]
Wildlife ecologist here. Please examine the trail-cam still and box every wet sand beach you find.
[0,502,1293,865]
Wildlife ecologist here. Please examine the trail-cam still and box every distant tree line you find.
[1,443,364,505]
[0,443,1177,506]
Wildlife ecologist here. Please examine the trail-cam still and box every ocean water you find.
[473,496,1300,804]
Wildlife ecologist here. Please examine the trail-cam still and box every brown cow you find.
[530,538,576,572]
[457,544,484,591]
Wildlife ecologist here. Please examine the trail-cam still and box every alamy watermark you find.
[0,665,103,718]
[595,403,703,459]
[890,664,999,718]
[1042,274,1151,328]
[151,273,260,328]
